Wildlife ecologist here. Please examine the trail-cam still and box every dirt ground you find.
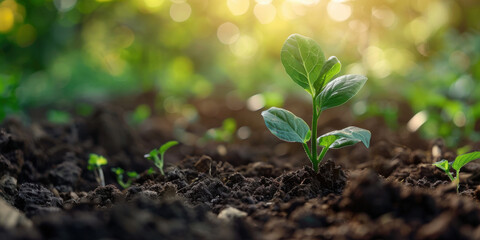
[1,94,480,240]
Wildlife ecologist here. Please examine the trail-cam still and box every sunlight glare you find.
[254,3,276,24]
[230,35,258,59]
[217,22,240,45]
[327,1,352,22]
[227,0,249,15]
[170,2,191,22]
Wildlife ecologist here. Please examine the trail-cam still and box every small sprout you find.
[261,34,371,172]
[433,151,480,192]
[146,167,155,175]
[47,110,72,124]
[111,167,139,189]
[88,154,108,187]
[145,141,179,175]
[204,118,237,142]
[129,104,151,125]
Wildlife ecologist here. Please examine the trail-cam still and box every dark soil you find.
[1,95,480,240]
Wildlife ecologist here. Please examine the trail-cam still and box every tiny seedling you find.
[262,34,371,172]
[111,167,139,189]
[88,154,108,187]
[145,141,179,175]
[204,118,237,142]
[433,151,480,192]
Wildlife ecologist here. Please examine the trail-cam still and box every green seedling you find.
[145,141,179,175]
[261,34,371,172]
[129,104,151,125]
[111,167,139,189]
[433,151,480,192]
[87,154,108,187]
[204,118,237,142]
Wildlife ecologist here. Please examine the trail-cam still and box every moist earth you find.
[1,98,480,240]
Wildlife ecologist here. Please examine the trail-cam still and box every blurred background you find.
[0,0,480,146]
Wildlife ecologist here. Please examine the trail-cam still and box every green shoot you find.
[129,104,151,125]
[145,141,179,175]
[433,151,480,192]
[88,154,108,187]
[204,118,237,142]
[261,34,371,172]
[111,167,139,189]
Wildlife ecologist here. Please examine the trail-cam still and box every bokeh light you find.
[217,22,240,45]
[254,3,276,24]
[227,0,249,15]
[0,7,14,32]
[327,1,351,22]
[170,2,191,22]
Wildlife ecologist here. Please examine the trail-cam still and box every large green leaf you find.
[261,107,311,143]
[281,34,325,95]
[314,56,341,93]
[452,151,480,171]
[317,126,371,149]
[318,74,367,111]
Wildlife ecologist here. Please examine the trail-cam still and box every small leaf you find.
[112,167,124,175]
[318,75,367,111]
[452,151,480,171]
[89,154,108,167]
[261,107,311,143]
[433,159,450,172]
[314,56,341,93]
[127,171,139,178]
[159,141,179,154]
[281,34,325,95]
[317,126,371,149]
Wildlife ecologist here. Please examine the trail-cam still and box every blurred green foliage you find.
[0,0,480,146]
[204,118,237,142]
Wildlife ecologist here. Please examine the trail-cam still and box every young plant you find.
[144,141,179,175]
[111,167,139,189]
[261,34,371,172]
[87,154,108,187]
[433,151,480,192]
[204,118,237,142]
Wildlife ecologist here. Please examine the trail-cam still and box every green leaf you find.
[88,154,108,167]
[281,34,325,95]
[127,171,139,178]
[433,159,450,172]
[261,107,311,143]
[112,167,124,175]
[317,126,371,149]
[318,74,367,111]
[159,141,179,154]
[452,151,480,171]
[314,56,341,93]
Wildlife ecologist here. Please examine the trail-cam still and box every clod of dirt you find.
[0,197,32,229]
[15,183,63,217]
[341,169,397,218]
[86,185,123,206]
[194,155,213,174]
[48,160,82,191]
[0,175,17,205]
[218,207,248,221]
[89,108,139,154]
[275,160,346,201]
[416,213,455,240]
[242,162,278,178]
